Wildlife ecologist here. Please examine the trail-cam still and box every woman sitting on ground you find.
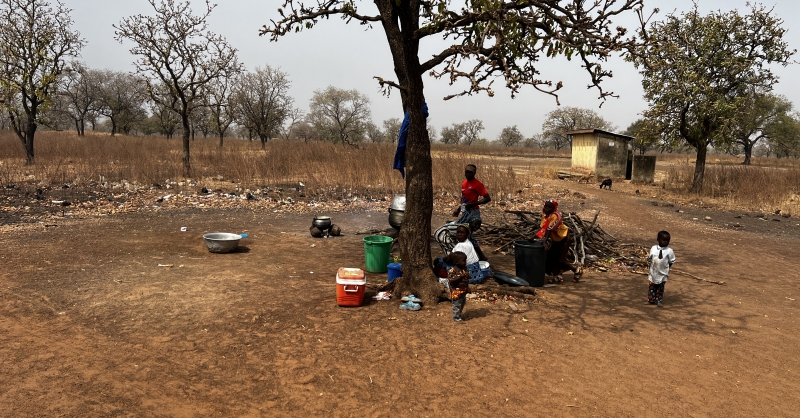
[534,199,583,283]
[433,224,485,284]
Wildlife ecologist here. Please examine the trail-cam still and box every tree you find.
[115,0,241,172]
[628,4,795,192]
[461,119,484,146]
[58,62,102,136]
[0,0,83,163]
[624,118,661,155]
[262,0,644,303]
[205,76,237,146]
[766,112,800,159]
[541,106,615,150]
[365,121,383,143]
[439,123,464,145]
[307,86,371,145]
[97,70,147,136]
[279,107,304,141]
[382,117,402,143]
[726,93,792,165]
[231,66,294,148]
[498,125,524,147]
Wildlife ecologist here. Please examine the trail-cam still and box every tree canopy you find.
[628,3,795,192]
[261,0,645,302]
[115,0,241,172]
[0,0,83,163]
[541,106,615,150]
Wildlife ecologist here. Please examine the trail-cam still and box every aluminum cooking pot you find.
[388,208,404,229]
[313,215,332,229]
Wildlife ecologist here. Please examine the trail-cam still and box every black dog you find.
[600,178,613,190]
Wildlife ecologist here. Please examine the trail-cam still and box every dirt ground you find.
[2,177,800,417]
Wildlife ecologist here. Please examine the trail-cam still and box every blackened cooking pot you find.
[312,215,332,229]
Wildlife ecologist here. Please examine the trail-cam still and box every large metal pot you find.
[390,194,406,211]
[312,215,332,229]
[388,208,405,229]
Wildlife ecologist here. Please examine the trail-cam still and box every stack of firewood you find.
[475,210,621,266]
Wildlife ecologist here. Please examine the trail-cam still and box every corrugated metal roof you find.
[565,129,634,140]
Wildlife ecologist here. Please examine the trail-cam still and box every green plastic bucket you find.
[363,235,393,273]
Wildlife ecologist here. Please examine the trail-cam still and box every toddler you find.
[648,231,676,307]
[447,251,470,322]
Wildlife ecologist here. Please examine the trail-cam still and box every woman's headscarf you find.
[545,199,559,212]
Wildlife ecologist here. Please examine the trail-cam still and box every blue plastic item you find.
[387,262,402,282]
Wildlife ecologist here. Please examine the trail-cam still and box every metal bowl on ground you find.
[312,215,332,229]
[203,232,243,253]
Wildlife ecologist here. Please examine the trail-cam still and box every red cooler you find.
[336,267,366,307]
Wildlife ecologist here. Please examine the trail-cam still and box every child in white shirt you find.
[647,231,676,307]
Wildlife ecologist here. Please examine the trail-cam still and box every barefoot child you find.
[648,231,676,307]
[446,251,471,322]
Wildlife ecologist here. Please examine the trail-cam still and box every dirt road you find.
[1,178,799,417]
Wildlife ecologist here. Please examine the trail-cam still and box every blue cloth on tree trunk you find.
[393,102,428,178]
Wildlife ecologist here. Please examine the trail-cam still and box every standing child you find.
[648,231,676,307]
[446,251,471,322]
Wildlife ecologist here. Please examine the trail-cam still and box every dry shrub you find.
[666,163,800,215]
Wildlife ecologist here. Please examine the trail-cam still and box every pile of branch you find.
[476,210,621,266]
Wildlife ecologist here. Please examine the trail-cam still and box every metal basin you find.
[203,232,243,253]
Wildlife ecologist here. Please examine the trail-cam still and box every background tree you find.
[364,121,383,143]
[726,93,792,165]
[307,86,371,145]
[115,0,241,172]
[498,125,524,147]
[461,119,485,146]
[624,118,661,155]
[628,4,795,192]
[382,117,402,143]
[205,76,237,146]
[231,66,294,148]
[765,112,800,159]
[0,0,83,163]
[541,106,615,150]
[149,97,179,139]
[97,70,147,136]
[262,0,644,303]
[279,107,304,141]
[58,62,102,136]
[439,123,465,145]
[522,133,548,149]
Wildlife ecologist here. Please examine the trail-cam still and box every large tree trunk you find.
[742,140,753,165]
[22,122,37,164]
[691,142,708,193]
[219,132,224,147]
[377,0,440,305]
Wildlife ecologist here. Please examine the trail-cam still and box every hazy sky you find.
[62,0,800,140]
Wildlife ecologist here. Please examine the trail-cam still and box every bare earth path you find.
[1,179,799,417]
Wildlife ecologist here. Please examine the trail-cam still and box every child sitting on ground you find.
[647,230,676,307]
[447,251,471,322]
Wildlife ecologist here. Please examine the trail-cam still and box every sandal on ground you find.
[547,277,556,284]
[573,267,583,282]
[555,275,564,284]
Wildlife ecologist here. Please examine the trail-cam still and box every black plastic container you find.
[514,240,546,287]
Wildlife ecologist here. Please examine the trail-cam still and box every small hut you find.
[567,129,634,179]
